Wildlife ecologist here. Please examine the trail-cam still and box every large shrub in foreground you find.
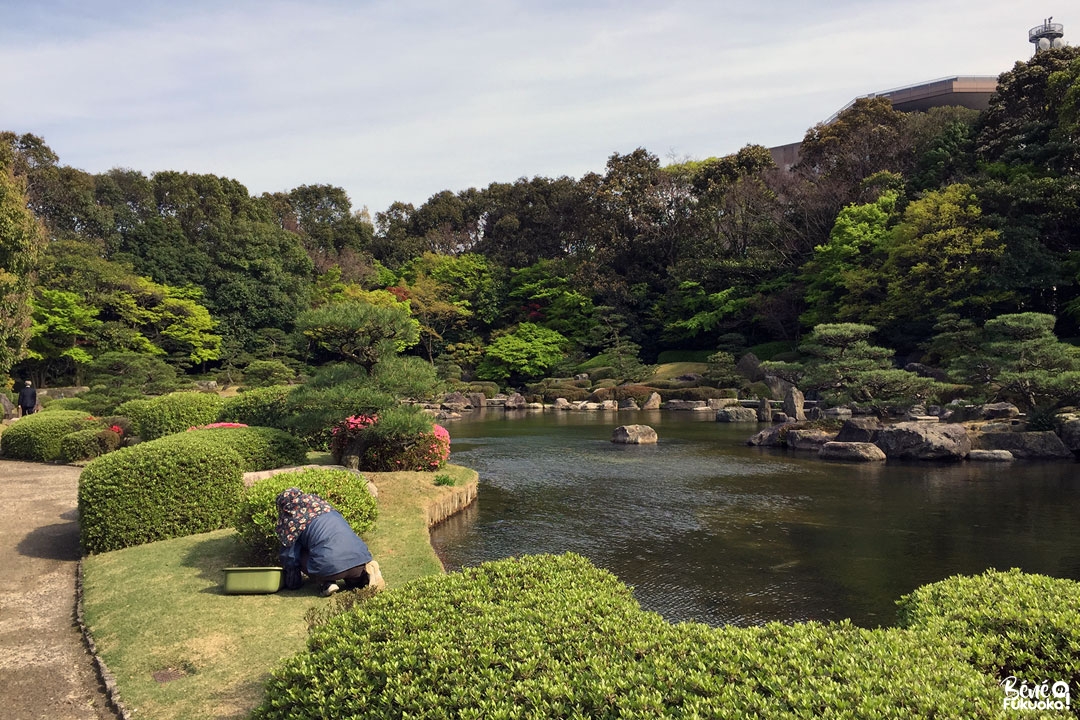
[0,410,101,461]
[185,425,308,472]
[78,433,244,554]
[897,568,1080,693]
[253,554,1015,719]
[118,391,223,440]
[234,467,378,564]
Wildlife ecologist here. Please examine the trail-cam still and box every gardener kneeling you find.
[276,487,385,596]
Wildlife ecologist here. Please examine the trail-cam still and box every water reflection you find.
[430,411,1080,627]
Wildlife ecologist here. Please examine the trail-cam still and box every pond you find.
[430,410,1080,628]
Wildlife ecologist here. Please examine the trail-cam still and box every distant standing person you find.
[17,380,36,417]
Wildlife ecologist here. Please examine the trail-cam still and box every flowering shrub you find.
[330,412,450,471]
[109,424,124,436]
[361,424,450,471]
[188,422,249,431]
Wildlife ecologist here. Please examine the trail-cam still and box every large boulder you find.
[756,398,772,422]
[967,449,1014,462]
[981,402,1020,420]
[553,397,571,411]
[611,425,657,444]
[467,392,487,409]
[974,431,1072,459]
[747,423,793,447]
[783,387,807,422]
[642,392,662,410]
[664,399,708,411]
[835,417,884,443]
[823,407,853,420]
[505,393,527,409]
[787,428,836,451]
[0,394,15,421]
[716,407,758,423]
[874,422,971,461]
[736,352,762,381]
[601,400,619,411]
[618,398,640,410]
[1059,418,1080,456]
[707,397,740,410]
[819,442,887,462]
[441,391,471,411]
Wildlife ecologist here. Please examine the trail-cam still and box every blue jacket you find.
[279,510,372,579]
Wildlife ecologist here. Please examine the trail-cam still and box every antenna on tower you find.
[1029,17,1065,53]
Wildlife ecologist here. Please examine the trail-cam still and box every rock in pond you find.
[716,407,759,423]
[819,442,887,462]
[612,425,658,444]
[875,422,970,461]
[967,449,1014,462]
[974,431,1072,459]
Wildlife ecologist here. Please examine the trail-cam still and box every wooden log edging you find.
[426,481,478,528]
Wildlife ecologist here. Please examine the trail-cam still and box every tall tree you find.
[0,148,46,380]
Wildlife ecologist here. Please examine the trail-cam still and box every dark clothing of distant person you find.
[276,488,373,591]
[17,383,36,416]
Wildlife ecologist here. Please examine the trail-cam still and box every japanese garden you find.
[2,44,1080,719]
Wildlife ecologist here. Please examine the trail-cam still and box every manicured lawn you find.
[646,361,709,381]
[81,463,477,720]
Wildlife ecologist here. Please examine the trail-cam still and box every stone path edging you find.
[75,562,131,720]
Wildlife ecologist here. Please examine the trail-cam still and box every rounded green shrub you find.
[897,568,1080,691]
[234,467,378,564]
[59,428,121,463]
[124,391,224,440]
[242,360,296,388]
[587,384,656,404]
[111,398,152,434]
[217,385,295,430]
[539,386,590,402]
[660,386,724,401]
[78,433,245,554]
[252,554,1007,720]
[0,410,102,461]
[466,381,499,398]
[184,426,308,472]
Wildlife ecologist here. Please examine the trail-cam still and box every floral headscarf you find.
[275,488,334,547]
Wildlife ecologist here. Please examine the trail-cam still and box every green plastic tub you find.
[223,567,282,595]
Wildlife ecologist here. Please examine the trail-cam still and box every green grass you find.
[81,463,478,720]
[645,361,709,382]
[655,349,713,363]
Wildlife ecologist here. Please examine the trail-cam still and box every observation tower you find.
[1030,17,1065,53]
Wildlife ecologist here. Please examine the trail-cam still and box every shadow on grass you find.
[179,533,321,597]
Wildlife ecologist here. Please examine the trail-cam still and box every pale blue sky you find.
[0,1,1062,214]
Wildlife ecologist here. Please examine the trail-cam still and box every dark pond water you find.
[430,410,1080,628]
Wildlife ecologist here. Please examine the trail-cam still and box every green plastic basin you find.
[223,567,282,595]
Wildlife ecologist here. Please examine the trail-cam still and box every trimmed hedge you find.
[253,554,1016,720]
[41,397,92,412]
[119,391,223,440]
[78,433,245,554]
[0,410,101,461]
[185,426,308,472]
[217,385,295,429]
[59,428,121,464]
[587,384,656,404]
[234,467,378,564]
[897,568,1080,693]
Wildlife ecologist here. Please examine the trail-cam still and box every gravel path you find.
[0,459,114,720]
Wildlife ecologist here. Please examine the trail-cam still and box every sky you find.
[0,1,1065,215]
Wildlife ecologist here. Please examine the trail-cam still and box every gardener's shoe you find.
[320,582,341,597]
[366,561,385,591]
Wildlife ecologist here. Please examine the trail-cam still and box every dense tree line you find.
[1,47,1078,392]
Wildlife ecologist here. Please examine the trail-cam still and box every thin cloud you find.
[0,0,1059,213]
